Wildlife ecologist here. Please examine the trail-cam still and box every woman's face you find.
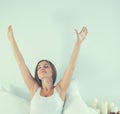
[37,61,53,80]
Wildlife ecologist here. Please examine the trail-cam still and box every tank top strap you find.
[36,87,41,93]
[36,86,59,98]
[54,87,58,93]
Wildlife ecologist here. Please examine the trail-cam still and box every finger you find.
[83,27,88,34]
[8,25,12,30]
[85,27,88,34]
[74,29,78,35]
[80,26,85,34]
[74,29,78,34]
[82,26,85,31]
[83,26,88,32]
[74,29,79,38]
[8,25,11,29]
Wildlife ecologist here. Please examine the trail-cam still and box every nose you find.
[40,66,46,71]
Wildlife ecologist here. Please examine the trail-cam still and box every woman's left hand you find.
[74,26,88,44]
[8,25,14,42]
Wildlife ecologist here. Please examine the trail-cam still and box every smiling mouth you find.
[41,71,46,73]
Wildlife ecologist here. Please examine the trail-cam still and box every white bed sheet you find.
[0,80,98,114]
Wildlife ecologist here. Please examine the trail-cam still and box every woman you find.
[7,25,88,114]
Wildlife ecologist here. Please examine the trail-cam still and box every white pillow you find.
[0,85,30,114]
[63,80,98,114]
[0,81,98,114]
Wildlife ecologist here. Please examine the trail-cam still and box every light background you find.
[0,0,120,108]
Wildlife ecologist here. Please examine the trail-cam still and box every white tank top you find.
[30,87,64,114]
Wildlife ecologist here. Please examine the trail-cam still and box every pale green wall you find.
[0,0,120,107]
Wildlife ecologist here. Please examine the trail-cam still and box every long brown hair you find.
[34,60,57,87]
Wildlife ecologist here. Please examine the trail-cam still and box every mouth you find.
[41,71,47,73]
[38,71,47,76]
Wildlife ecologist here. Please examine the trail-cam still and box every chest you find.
[40,89,54,97]
[31,89,64,110]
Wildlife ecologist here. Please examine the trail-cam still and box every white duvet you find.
[0,81,98,114]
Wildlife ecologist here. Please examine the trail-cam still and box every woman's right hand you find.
[74,26,88,44]
[8,25,14,42]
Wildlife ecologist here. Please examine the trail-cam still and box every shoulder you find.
[30,83,40,99]
[55,84,66,101]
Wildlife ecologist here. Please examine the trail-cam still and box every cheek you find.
[48,69,53,76]
[37,71,41,78]
[37,70,40,75]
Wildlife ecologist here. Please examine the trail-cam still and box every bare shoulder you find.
[55,84,66,101]
[30,83,39,100]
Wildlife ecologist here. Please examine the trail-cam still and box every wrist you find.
[9,38,16,43]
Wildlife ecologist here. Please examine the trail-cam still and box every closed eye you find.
[37,66,41,70]
[44,65,49,68]
[37,65,49,70]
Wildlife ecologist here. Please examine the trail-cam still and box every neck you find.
[42,78,53,91]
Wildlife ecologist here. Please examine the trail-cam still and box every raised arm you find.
[58,26,88,93]
[7,25,38,94]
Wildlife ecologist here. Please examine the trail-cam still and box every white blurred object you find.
[96,109,100,114]
[92,98,98,109]
[91,99,120,114]
[101,101,108,114]
[63,80,98,114]
[0,89,30,114]
[108,102,115,113]
[110,106,118,113]
[0,80,98,114]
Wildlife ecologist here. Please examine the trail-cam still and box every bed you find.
[0,80,102,114]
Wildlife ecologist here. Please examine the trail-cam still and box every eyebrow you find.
[38,63,49,67]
